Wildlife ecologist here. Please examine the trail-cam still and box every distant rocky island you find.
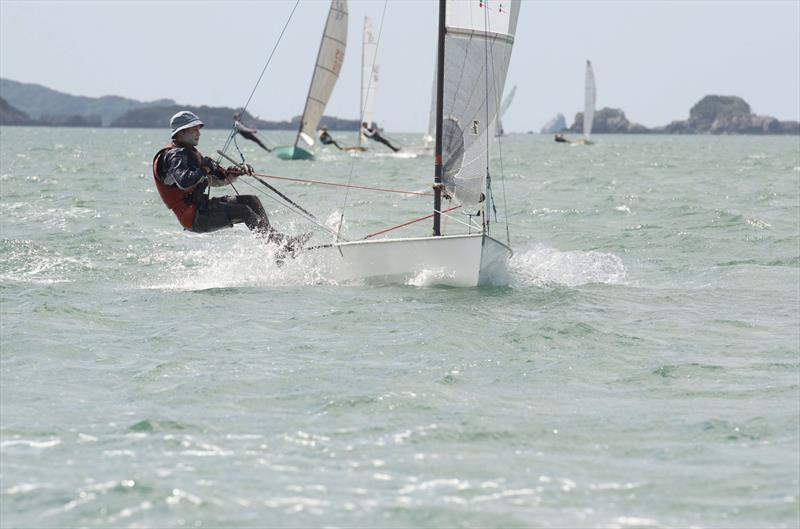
[542,95,799,135]
[1,78,797,134]
[0,78,360,131]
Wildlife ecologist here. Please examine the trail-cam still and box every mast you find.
[359,16,366,148]
[432,0,446,236]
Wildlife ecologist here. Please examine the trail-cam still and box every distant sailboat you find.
[360,16,379,148]
[495,84,516,137]
[555,59,596,145]
[274,0,348,160]
[345,16,379,153]
[580,60,596,144]
[422,76,436,150]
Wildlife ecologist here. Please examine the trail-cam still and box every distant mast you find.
[359,16,379,147]
[583,60,596,140]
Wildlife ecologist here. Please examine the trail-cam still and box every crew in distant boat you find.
[318,127,342,150]
[361,121,400,152]
[554,133,571,144]
[153,111,302,250]
[233,112,271,152]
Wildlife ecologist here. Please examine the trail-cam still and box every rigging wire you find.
[362,205,463,240]
[229,173,348,241]
[335,0,389,243]
[250,172,432,196]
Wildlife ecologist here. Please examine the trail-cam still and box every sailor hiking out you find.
[233,112,271,152]
[361,121,399,152]
[318,127,342,150]
[153,111,303,251]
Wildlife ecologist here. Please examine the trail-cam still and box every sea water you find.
[1,127,798,528]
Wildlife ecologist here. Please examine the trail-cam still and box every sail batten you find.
[294,0,348,149]
[445,26,516,43]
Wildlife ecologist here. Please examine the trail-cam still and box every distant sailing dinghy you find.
[495,85,516,137]
[555,60,596,145]
[274,0,348,161]
[576,60,596,144]
[422,76,436,150]
[308,0,520,287]
[345,16,379,153]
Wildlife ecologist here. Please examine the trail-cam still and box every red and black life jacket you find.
[152,143,206,229]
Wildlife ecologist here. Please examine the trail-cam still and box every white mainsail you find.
[583,60,596,140]
[295,0,348,148]
[495,84,517,136]
[360,16,379,140]
[441,0,521,207]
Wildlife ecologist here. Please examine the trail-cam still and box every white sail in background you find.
[361,17,379,128]
[359,16,379,146]
[423,76,436,148]
[441,0,521,206]
[296,0,348,148]
[583,60,596,140]
[495,84,516,136]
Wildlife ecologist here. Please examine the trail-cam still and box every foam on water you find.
[375,151,418,159]
[405,268,457,287]
[142,235,332,290]
[510,244,627,287]
[0,238,85,284]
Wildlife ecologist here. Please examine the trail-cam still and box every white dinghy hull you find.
[308,233,512,287]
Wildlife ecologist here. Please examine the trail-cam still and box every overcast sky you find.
[1,0,798,133]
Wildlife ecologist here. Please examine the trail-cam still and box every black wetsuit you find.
[234,120,271,152]
[362,124,399,152]
[319,131,341,150]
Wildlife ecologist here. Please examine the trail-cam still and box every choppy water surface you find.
[1,127,798,528]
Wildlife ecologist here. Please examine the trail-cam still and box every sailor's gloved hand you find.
[200,156,219,174]
[225,166,245,177]
[225,164,254,177]
[200,157,223,177]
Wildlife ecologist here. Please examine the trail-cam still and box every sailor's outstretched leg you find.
[375,134,399,152]
[193,195,310,258]
[239,130,271,152]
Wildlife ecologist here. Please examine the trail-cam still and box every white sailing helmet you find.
[170,110,204,138]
